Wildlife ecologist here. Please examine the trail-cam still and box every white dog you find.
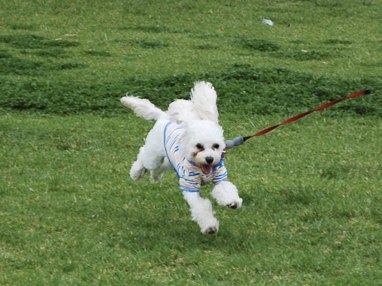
[121,82,243,234]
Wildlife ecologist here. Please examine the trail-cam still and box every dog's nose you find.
[205,156,214,165]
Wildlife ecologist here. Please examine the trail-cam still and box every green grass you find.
[1,0,381,115]
[1,113,381,285]
[1,0,382,285]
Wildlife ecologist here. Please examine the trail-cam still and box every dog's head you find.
[181,120,226,175]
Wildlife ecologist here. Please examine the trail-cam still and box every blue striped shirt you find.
[163,121,227,192]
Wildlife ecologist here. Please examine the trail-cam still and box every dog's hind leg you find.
[150,157,170,182]
[130,120,169,181]
[183,192,219,234]
[130,147,147,180]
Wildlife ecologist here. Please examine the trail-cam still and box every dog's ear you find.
[191,82,219,123]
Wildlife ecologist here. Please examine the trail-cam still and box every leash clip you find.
[225,136,244,150]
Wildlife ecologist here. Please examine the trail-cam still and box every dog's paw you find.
[227,202,239,209]
[130,161,146,180]
[203,226,218,235]
[212,181,243,209]
[199,213,219,235]
[226,197,243,209]
[200,219,219,235]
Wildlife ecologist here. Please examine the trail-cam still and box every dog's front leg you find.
[183,192,219,234]
[212,180,243,209]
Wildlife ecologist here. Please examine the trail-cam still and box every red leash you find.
[225,88,371,149]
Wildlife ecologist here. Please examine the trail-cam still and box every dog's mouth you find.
[201,164,212,175]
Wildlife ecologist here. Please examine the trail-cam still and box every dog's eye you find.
[196,143,204,150]
[213,144,220,149]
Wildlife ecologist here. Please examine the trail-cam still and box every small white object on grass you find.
[262,19,274,26]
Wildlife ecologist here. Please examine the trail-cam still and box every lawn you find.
[1,0,381,285]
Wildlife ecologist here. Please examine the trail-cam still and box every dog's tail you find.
[120,96,168,121]
[191,81,219,123]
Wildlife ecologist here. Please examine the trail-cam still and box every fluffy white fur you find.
[121,81,243,234]
[166,81,219,123]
